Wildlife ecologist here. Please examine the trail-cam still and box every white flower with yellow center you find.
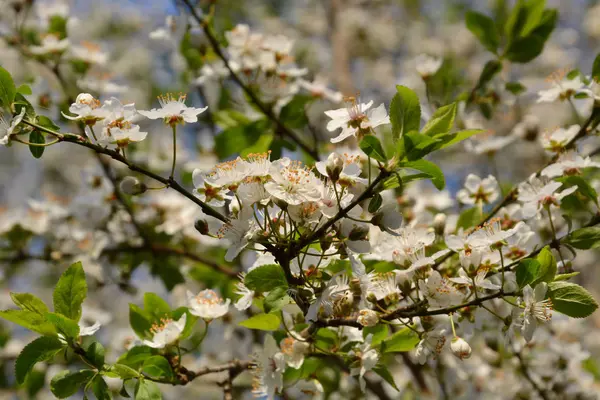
[186,289,230,320]
[62,93,106,125]
[138,93,207,126]
[325,98,390,143]
[30,34,70,55]
[517,283,553,342]
[264,158,323,205]
[142,314,186,349]
[457,174,500,205]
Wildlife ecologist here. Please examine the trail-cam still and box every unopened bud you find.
[433,213,447,235]
[451,337,472,360]
[194,219,210,235]
[348,225,369,241]
[320,232,334,251]
[357,309,378,327]
[119,176,146,195]
[325,152,344,182]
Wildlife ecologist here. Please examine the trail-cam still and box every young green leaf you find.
[15,336,64,384]
[10,293,49,315]
[0,310,56,336]
[420,102,457,137]
[547,281,598,318]
[87,341,105,369]
[28,131,45,159]
[566,227,600,250]
[53,261,87,321]
[535,246,557,284]
[263,287,290,314]
[129,304,153,339]
[593,53,600,83]
[91,376,111,400]
[465,11,500,53]
[381,327,419,352]
[46,312,80,339]
[238,313,281,331]
[134,379,162,400]
[16,84,32,95]
[390,85,421,141]
[143,293,171,321]
[0,65,16,110]
[244,264,288,293]
[359,136,387,162]
[372,365,399,391]
[110,363,141,380]
[142,356,174,380]
[50,370,95,399]
[401,159,445,190]
[515,258,541,289]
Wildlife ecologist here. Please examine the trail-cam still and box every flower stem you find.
[170,124,177,180]
[13,137,60,147]
[546,206,567,270]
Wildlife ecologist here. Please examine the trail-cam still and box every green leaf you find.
[36,115,60,131]
[238,313,280,331]
[401,159,445,190]
[87,341,105,369]
[214,119,270,158]
[91,376,111,400]
[0,65,16,110]
[129,304,153,339]
[535,246,557,284]
[521,0,547,36]
[53,261,87,321]
[368,193,383,213]
[359,136,387,162]
[111,363,141,380]
[244,264,288,293]
[143,293,171,321]
[46,312,80,339]
[390,85,421,142]
[505,81,527,95]
[381,327,419,352]
[593,53,600,83]
[50,370,95,399]
[0,310,56,336]
[465,11,500,53]
[475,60,503,90]
[363,324,389,347]
[15,336,64,384]
[553,272,580,281]
[504,9,557,63]
[16,84,32,95]
[566,227,600,250]
[434,129,484,151]
[456,207,482,231]
[372,365,399,391]
[10,293,49,315]
[117,346,155,369]
[28,130,45,159]
[515,258,541,289]
[263,287,290,314]
[547,282,598,318]
[279,94,314,129]
[134,379,162,400]
[557,176,599,207]
[420,102,457,137]
[142,356,174,380]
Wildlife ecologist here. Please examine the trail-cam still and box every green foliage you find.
[359,135,387,162]
[593,53,600,83]
[15,336,64,384]
[0,65,16,110]
[390,85,421,141]
[279,94,313,129]
[566,227,600,249]
[53,261,87,322]
[547,281,599,318]
[420,103,457,137]
[87,341,106,369]
[142,356,174,380]
[368,193,383,213]
[505,81,527,95]
[50,369,95,399]
[111,363,141,380]
[91,376,111,400]
[238,313,281,330]
[28,130,45,158]
[264,287,291,313]
[381,327,420,352]
[244,264,288,293]
[515,247,556,288]
[456,207,482,230]
[466,11,500,53]
[46,312,80,340]
[135,379,163,399]
[400,159,445,190]
[214,119,271,158]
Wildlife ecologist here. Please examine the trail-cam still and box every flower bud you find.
[119,176,146,195]
[450,337,472,360]
[194,219,210,235]
[348,225,369,241]
[357,309,378,327]
[320,232,334,251]
[433,213,446,235]
[325,152,344,182]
